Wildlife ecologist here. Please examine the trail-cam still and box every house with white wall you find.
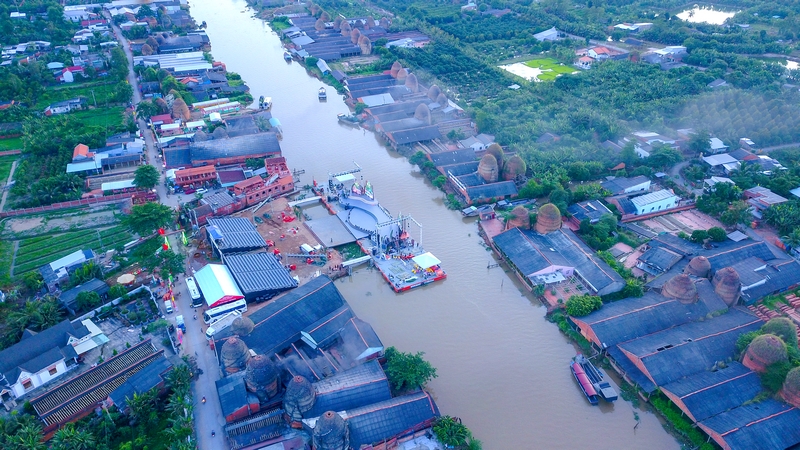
[0,319,107,409]
[631,190,678,215]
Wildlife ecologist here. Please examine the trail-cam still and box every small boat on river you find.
[337,113,361,127]
[571,354,618,404]
[283,51,292,61]
[259,96,272,110]
[318,87,327,100]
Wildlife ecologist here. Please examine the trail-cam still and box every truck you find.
[175,315,185,332]
[205,311,242,340]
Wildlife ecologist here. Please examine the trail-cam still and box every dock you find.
[299,168,446,292]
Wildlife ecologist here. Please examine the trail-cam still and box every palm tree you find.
[166,365,192,396]
[127,389,157,426]
[32,299,64,330]
[782,228,800,250]
[12,424,45,450]
[51,423,96,450]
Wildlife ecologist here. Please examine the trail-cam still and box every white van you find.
[164,300,173,314]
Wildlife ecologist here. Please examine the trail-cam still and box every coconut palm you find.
[167,364,192,396]
[127,389,158,426]
[12,424,45,450]
[51,423,95,450]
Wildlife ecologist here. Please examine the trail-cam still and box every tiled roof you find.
[618,308,762,386]
[305,360,392,418]
[661,362,762,422]
[32,341,161,426]
[107,355,172,412]
[215,276,346,357]
[190,133,281,163]
[493,227,625,296]
[346,390,440,449]
[0,320,91,384]
[699,400,800,450]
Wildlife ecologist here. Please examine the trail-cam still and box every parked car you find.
[183,188,196,194]
[196,188,208,194]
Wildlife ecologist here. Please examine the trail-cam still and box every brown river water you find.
[187,0,681,447]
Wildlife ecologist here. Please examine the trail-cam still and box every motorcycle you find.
[202,396,206,404]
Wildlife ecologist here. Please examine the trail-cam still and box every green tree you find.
[123,202,175,236]
[133,165,160,190]
[619,141,639,168]
[707,226,727,242]
[50,423,95,450]
[565,294,602,317]
[22,271,43,292]
[76,291,102,311]
[12,424,45,450]
[109,284,128,299]
[136,101,160,121]
[384,346,438,394]
[646,147,682,169]
[433,416,471,448]
[127,389,158,427]
[688,130,711,154]
[690,229,709,243]
[720,201,751,226]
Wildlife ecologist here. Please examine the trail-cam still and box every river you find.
[188,0,680,447]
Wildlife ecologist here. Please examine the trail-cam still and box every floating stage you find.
[303,166,446,292]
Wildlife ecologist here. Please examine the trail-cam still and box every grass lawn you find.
[524,58,577,81]
[0,137,22,151]
[0,155,18,184]
[70,106,127,129]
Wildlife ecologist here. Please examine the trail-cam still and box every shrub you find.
[162,338,172,347]
[690,229,709,243]
[736,330,762,356]
[762,361,794,393]
[565,294,602,317]
[707,226,727,242]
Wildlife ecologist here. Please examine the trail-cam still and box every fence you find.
[0,194,133,218]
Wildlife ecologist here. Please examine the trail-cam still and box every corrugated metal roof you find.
[190,133,281,163]
[466,181,518,200]
[303,304,354,349]
[207,217,267,252]
[225,252,297,297]
[101,179,135,191]
[108,355,172,412]
[631,189,677,207]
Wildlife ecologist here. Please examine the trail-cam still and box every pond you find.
[677,7,738,25]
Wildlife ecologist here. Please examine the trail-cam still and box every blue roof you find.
[573,291,720,348]
[305,360,392,418]
[661,362,762,422]
[108,355,172,412]
[699,400,800,450]
[303,304,355,349]
[216,276,346,356]
[618,308,762,386]
[346,390,440,449]
[607,345,657,392]
[493,227,625,296]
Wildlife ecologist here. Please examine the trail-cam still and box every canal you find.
[188,0,680,447]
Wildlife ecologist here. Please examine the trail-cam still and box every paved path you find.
[0,159,18,212]
[107,14,226,449]
[163,236,228,450]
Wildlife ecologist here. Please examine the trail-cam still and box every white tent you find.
[412,252,441,269]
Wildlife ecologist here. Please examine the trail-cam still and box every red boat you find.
[571,361,599,405]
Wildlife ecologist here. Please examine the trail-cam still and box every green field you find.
[0,137,22,151]
[12,225,134,275]
[524,58,577,81]
[36,82,119,110]
[70,106,127,129]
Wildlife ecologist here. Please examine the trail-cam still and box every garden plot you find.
[12,225,134,275]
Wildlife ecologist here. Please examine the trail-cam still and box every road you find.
[107,14,225,448]
[164,235,228,450]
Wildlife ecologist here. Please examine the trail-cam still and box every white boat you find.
[318,87,327,100]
